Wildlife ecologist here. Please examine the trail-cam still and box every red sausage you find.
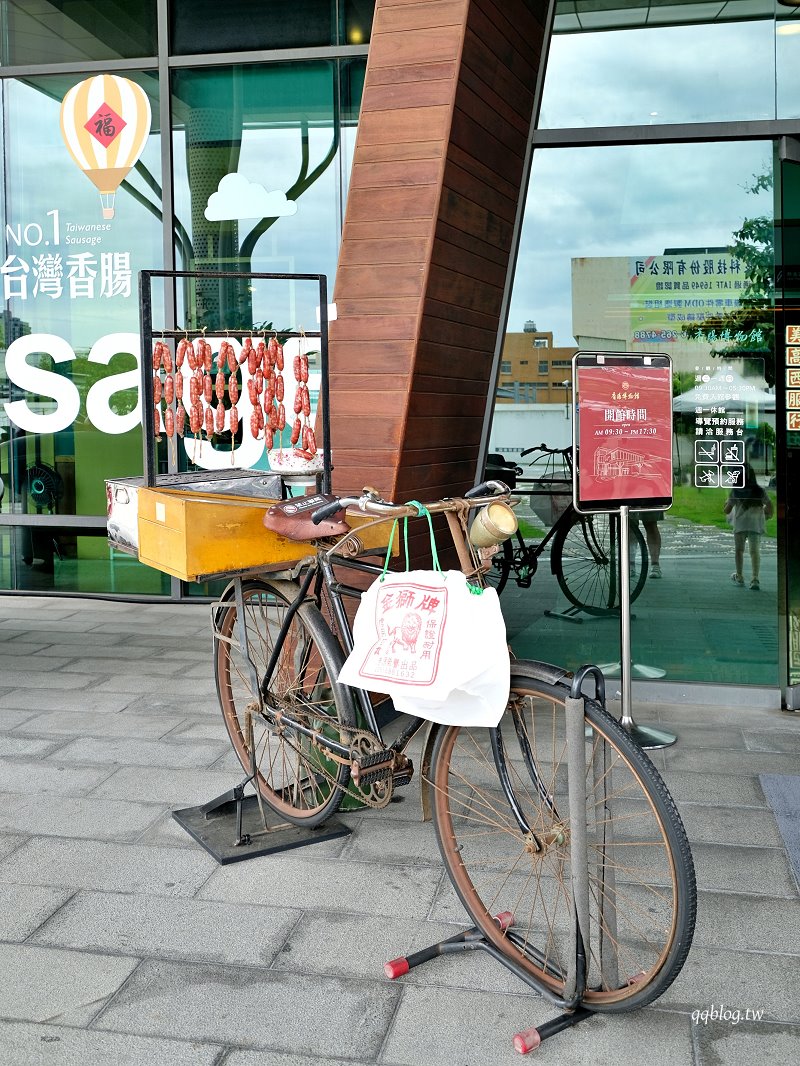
[164,374,174,406]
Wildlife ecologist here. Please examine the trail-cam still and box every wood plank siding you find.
[328,0,549,501]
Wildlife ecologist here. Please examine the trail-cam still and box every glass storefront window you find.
[0,72,163,591]
[542,13,778,128]
[171,62,343,332]
[170,0,342,55]
[495,140,778,686]
[0,0,157,66]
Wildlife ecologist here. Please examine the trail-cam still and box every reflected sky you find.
[507,141,774,343]
[541,20,780,128]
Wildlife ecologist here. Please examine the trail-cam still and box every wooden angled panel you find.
[329,0,550,511]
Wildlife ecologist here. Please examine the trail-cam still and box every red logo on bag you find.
[359,580,448,686]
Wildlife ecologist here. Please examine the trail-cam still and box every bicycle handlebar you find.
[311,483,512,524]
[520,443,573,459]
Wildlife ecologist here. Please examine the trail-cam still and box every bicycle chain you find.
[249,703,397,810]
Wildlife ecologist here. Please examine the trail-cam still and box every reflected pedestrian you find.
[724,463,773,590]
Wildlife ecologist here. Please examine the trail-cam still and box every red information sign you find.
[575,356,673,512]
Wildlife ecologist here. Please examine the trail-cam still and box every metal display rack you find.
[138,269,332,494]
[135,269,349,860]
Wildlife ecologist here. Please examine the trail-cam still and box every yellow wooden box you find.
[136,487,395,582]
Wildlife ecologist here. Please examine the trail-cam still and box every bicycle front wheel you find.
[553,512,648,614]
[430,672,696,1011]
[214,578,357,827]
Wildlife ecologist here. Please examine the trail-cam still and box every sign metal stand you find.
[573,352,677,750]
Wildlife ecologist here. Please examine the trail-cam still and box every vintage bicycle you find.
[484,445,650,613]
[210,478,695,1050]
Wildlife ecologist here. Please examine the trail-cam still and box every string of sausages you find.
[150,334,318,464]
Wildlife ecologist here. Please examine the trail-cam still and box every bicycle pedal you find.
[351,748,394,788]
[392,756,414,788]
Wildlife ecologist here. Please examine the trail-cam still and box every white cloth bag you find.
[337,565,510,728]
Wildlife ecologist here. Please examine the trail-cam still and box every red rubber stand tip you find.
[384,957,410,980]
[513,1028,541,1054]
[494,911,515,930]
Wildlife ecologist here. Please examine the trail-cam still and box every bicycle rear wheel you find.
[214,578,357,827]
[430,671,695,1011]
[553,512,647,614]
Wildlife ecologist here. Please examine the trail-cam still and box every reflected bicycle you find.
[485,444,649,613]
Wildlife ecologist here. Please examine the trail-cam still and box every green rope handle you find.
[380,501,440,579]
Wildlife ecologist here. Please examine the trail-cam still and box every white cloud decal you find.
[204,173,298,221]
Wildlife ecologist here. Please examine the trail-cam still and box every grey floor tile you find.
[678,803,784,847]
[163,719,230,742]
[0,671,94,690]
[0,646,76,663]
[0,793,163,840]
[60,657,185,676]
[0,1021,222,1066]
[30,890,302,967]
[382,985,693,1066]
[660,769,768,807]
[133,811,203,849]
[0,758,114,796]
[693,891,800,955]
[223,1052,371,1066]
[200,852,444,920]
[0,709,40,730]
[50,736,228,770]
[91,766,243,806]
[0,832,26,860]
[0,837,216,896]
[15,711,186,739]
[0,690,137,713]
[744,728,800,753]
[29,644,160,660]
[660,944,800,1023]
[663,747,800,776]
[271,910,537,996]
[0,943,139,1026]
[0,884,72,941]
[649,725,748,750]
[693,1020,800,1065]
[338,815,444,866]
[120,696,221,719]
[691,842,797,897]
[2,628,130,645]
[92,676,219,696]
[0,736,59,757]
[93,959,399,1059]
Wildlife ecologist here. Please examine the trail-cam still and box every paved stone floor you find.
[0,595,798,1066]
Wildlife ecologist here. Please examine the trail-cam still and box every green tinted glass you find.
[1,0,157,65]
[170,0,338,54]
[497,140,778,686]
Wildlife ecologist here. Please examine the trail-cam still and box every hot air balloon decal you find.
[59,75,151,220]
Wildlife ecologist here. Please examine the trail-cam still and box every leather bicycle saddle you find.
[263,493,349,541]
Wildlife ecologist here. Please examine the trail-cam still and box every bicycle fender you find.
[418,659,570,822]
[510,658,571,687]
[419,720,444,823]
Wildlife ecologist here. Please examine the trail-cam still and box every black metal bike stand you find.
[383,912,596,1054]
[172,781,350,865]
